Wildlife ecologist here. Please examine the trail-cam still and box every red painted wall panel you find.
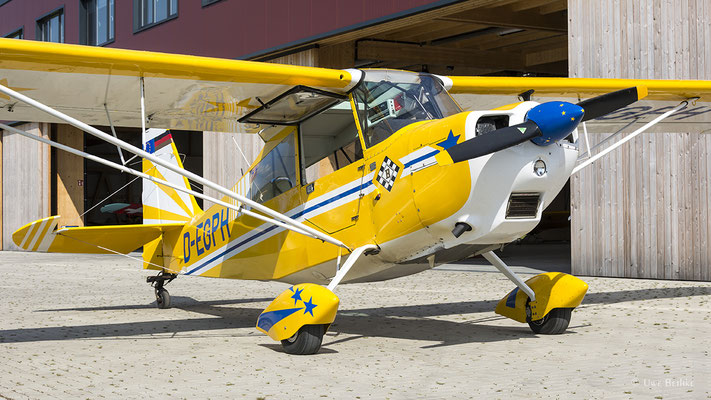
[0,0,79,42]
[0,0,454,59]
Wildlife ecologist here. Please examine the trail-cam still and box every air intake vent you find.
[506,193,540,219]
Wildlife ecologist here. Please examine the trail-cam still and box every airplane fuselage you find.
[161,72,578,285]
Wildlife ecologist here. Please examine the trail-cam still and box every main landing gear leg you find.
[283,245,378,355]
[482,251,537,301]
[483,251,578,335]
[256,244,378,355]
[147,270,177,309]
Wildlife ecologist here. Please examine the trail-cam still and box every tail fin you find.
[142,129,201,225]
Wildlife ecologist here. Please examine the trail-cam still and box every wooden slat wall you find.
[55,124,84,228]
[202,49,318,208]
[202,131,264,208]
[0,130,3,250]
[569,0,711,281]
[2,123,50,251]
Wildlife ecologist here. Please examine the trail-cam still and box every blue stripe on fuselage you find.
[293,179,373,219]
[185,179,374,275]
[402,149,439,170]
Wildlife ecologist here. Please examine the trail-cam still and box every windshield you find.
[353,70,461,148]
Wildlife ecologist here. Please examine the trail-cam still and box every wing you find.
[445,76,711,133]
[12,216,183,254]
[0,38,360,133]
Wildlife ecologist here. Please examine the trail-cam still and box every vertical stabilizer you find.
[142,129,201,225]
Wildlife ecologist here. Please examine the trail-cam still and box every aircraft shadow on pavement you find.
[581,286,711,305]
[1,296,527,347]
[34,297,274,313]
[1,286,709,350]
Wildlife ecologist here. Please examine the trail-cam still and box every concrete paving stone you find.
[0,251,709,399]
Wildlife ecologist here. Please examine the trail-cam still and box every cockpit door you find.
[298,99,366,234]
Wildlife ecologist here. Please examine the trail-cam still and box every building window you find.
[37,9,64,43]
[202,0,223,6]
[134,0,178,32]
[5,28,23,39]
[81,0,115,46]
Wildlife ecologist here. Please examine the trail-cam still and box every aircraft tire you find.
[281,324,324,355]
[156,289,171,309]
[528,307,571,334]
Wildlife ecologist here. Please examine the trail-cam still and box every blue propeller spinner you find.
[526,101,585,146]
[440,86,641,164]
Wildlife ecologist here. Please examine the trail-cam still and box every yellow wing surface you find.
[1,38,710,133]
[445,75,711,133]
[12,216,183,254]
[0,38,359,133]
[446,75,711,101]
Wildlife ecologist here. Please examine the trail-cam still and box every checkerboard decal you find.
[376,156,400,191]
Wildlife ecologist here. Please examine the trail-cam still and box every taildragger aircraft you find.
[3,39,711,354]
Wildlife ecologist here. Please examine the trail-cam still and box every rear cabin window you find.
[247,133,296,204]
[300,100,363,185]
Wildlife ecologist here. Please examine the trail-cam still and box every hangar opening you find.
[251,0,572,268]
[50,127,203,227]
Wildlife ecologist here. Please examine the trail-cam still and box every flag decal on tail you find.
[144,131,173,154]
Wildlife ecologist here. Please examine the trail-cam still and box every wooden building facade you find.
[569,0,711,281]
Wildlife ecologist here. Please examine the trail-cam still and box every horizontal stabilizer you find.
[12,216,184,254]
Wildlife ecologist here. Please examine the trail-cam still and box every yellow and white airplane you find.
[3,39,711,354]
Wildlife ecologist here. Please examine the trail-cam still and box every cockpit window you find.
[247,133,297,204]
[353,70,461,148]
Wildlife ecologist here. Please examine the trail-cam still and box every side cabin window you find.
[247,133,296,204]
[300,100,363,184]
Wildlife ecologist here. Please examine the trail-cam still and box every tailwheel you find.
[281,325,324,355]
[528,307,572,334]
[155,288,171,309]
[147,271,177,309]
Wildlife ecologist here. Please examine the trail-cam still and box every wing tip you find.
[12,215,60,250]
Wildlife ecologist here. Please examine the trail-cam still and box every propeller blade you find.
[434,86,646,166]
[435,120,541,166]
[578,86,648,122]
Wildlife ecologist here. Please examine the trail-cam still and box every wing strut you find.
[572,99,692,175]
[326,244,378,291]
[103,104,128,166]
[0,83,349,250]
[139,77,147,152]
[482,251,536,301]
[0,122,321,241]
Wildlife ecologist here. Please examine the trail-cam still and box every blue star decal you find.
[302,296,317,317]
[291,287,304,305]
[436,130,460,150]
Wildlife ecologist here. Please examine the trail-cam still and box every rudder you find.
[142,129,201,225]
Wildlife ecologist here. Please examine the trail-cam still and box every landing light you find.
[533,159,547,177]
